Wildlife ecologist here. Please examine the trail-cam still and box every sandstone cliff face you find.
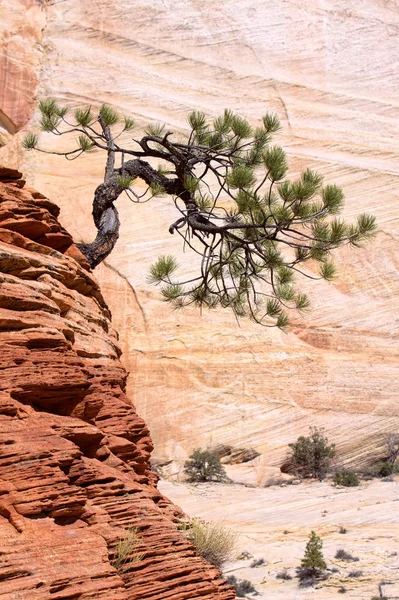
[0,0,45,163]
[2,0,399,474]
[0,171,234,600]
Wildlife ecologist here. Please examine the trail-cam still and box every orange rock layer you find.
[0,171,234,600]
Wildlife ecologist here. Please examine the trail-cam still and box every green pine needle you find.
[262,113,281,133]
[22,132,39,150]
[149,255,178,283]
[263,245,283,269]
[320,261,336,280]
[161,284,183,301]
[150,182,164,196]
[227,165,255,189]
[302,168,323,189]
[196,194,213,211]
[75,107,93,127]
[123,116,135,131]
[277,312,290,330]
[38,99,59,117]
[156,164,170,176]
[357,213,377,237]
[329,219,348,243]
[145,123,165,137]
[230,115,252,139]
[263,146,288,181]
[116,174,135,189]
[322,184,344,214]
[296,293,310,311]
[277,266,294,285]
[184,175,200,193]
[266,299,282,317]
[278,180,294,203]
[40,114,60,132]
[276,284,295,301]
[78,135,96,152]
[100,104,119,127]
[188,110,207,132]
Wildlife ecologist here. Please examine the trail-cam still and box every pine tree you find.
[297,531,327,583]
[184,449,228,483]
[23,100,377,327]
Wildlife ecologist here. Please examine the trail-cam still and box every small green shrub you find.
[288,427,335,479]
[363,461,399,478]
[378,461,398,477]
[226,575,256,597]
[185,518,236,569]
[111,528,143,571]
[334,470,360,487]
[184,448,228,483]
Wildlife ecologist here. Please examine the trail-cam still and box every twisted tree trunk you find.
[76,159,186,268]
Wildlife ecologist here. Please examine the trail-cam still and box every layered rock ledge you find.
[0,170,234,600]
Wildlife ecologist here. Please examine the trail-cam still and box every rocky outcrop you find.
[0,170,234,599]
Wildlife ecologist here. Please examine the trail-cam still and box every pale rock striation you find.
[2,0,399,474]
[0,171,234,600]
[0,0,46,159]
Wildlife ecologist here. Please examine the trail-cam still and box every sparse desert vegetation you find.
[287,427,336,480]
[161,477,399,598]
[184,448,229,483]
[335,548,360,562]
[111,528,144,571]
[182,517,237,569]
[226,575,257,597]
[333,470,360,487]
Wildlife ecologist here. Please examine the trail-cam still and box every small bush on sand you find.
[339,526,347,534]
[185,518,236,569]
[334,470,360,487]
[111,528,144,571]
[335,549,359,562]
[276,568,293,580]
[377,461,399,477]
[184,448,229,483]
[288,427,335,480]
[348,570,363,578]
[251,558,265,568]
[226,575,256,597]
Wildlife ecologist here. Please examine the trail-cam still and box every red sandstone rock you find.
[0,179,234,600]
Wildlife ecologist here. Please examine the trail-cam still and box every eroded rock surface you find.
[0,171,234,600]
[0,0,45,160]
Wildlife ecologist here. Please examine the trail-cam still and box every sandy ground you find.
[159,479,399,599]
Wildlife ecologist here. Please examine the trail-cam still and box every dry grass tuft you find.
[111,528,144,571]
[184,518,237,569]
